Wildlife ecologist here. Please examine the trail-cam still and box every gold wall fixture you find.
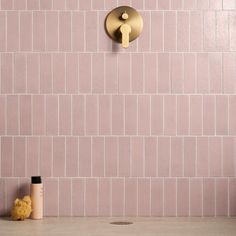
[105,6,143,48]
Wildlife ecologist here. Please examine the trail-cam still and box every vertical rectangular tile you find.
[145,137,157,177]
[184,137,196,177]
[92,0,104,10]
[85,11,97,51]
[223,137,235,176]
[229,179,236,216]
[85,178,98,216]
[112,95,124,135]
[0,179,5,216]
[204,12,216,50]
[20,12,32,51]
[118,53,130,93]
[216,178,228,216]
[190,12,203,51]
[99,95,111,135]
[158,137,170,177]
[131,53,143,93]
[86,95,98,135]
[203,95,215,135]
[164,178,176,216]
[138,12,150,51]
[53,54,65,93]
[27,54,40,93]
[216,96,228,135]
[144,54,157,93]
[14,54,26,93]
[6,95,18,135]
[79,0,92,10]
[40,54,52,93]
[190,95,202,135]
[125,95,137,135]
[7,11,19,51]
[98,178,111,216]
[46,95,58,135]
[66,53,78,93]
[138,95,150,135]
[171,137,183,177]
[1,0,13,9]
[66,137,78,177]
[5,179,19,214]
[158,0,170,9]
[171,53,183,93]
[1,137,13,177]
[59,95,71,135]
[105,137,117,177]
[216,12,229,50]
[72,179,84,216]
[158,53,170,93]
[197,137,209,177]
[184,53,196,93]
[92,137,104,177]
[177,178,189,216]
[1,54,13,93]
[118,137,130,177]
[151,95,163,135]
[164,11,176,51]
[19,95,31,135]
[79,54,91,93]
[230,12,236,50]
[46,11,58,51]
[229,96,236,134]
[183,0,196,9]
[53,137,65,177]
[197,53,209,93]
[72,12,84,51]
[203,179,215,216]
[79,137,91,177]
[112,178,124,216]
[125,178,137,216]
[59,179,71,216]
[164,95,176,135]
[33,11,45,51]
[190,179,202,216]
[138,179,150,216]
[53,0,65,9]
[151,179,163,216]
[40,0,52,9]
[177,96,189,135]
[151,12,163,51]
[0,12,6,51]
[0,96,6,135]
[92,53,104,93]
[177,12,189,51]
[27,0,39,9]
[59,12,71,51]
[72,95,84,135]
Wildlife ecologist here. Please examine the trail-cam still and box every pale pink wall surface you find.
[0,0,236,217]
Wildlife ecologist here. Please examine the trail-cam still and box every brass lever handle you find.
[120,24,131,48]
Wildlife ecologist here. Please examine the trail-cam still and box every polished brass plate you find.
[105,6,143,44]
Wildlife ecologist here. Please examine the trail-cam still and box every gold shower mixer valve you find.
[105,6,143,49]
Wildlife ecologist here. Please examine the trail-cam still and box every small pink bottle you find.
[31,176,43,219]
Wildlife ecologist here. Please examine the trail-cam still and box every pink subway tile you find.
[7,11,19,51]
[66,53,78,93]
[164,95,176,135]
[53,0,65,9]
[184,53,196,93]
[131,137,144,177]
[33,11,45,51]
[125,95,137,135]
[92,53,104,93]
[27,0,39,9]
[216,96,228,135]
[79,137,91,177]
[171,137,183,177]
[112,95,124,135]
[46,12,58,51]
[19,178,29,199]
[5,179,19,215]
[27,54,40,93]
[92,137,104,177]
[6,95,18,135]
[204,12,216,51]
[85,179,98,216]
[223,53,236,93]
[0,96,6,134]
[105,137,117,177]
[197,0,209,9]
[190,12,203,51]
[59,179,71,216]
[118,53,130,93]
[216,12,229,50]
[138,95,150,135]
[53,54,65,93]
[209,53,222,93]
[32,95,45,135]
[223,0,235,9]
[138,179,150,216]
[145,137,157,177]
[40,0,52,9]
[125,178,137,216]
[151,179,163,216]
[44,178,58,216]
[229,96,236,134]
[131,0,143,9]
[230,12,236,50]
[40,54,52,93]
[171,0,182,9]
[40,137,52,177]
[177,12,189,51]
[197,137,208,177]
[66,137,78,177]
[190,179,202,216]
[229,179,236,216]
[19,95,31,135]
[79,0,91,10]
[118,137,130,177]
[177,178,189,216]
[72,12,84,51]
[209,0,222,9]
[151,95,163,135]
[46,95,58,135]
[171,53,183,93]
[183,0,196,9]
[158,0,170,9]
[0,180,5,215]
[72,179,84,216]
[144,54,157,93]
[53,137,65,177]
[209,137,222,177]
[177,96,189,135]
[158,53,170,93]
[164,11,176,51]
[216,178,228,216]
[164,179,176,216]
[20,12,32,51]
[1,137,13,177]
[145,0,157,9]
[131,53,143,93]
[138,12,150,51]
[158,137,170,177]
[92,0,104,10]
[1,53,13,93]
[1,0,13,9]
[79,54,91,93]
[72,95,85,135]
[26,137,39,177]
[223,137,235,176]
[112,178,124,216]
[99,178,111,216]
[59,95,71,135]
[99,95,111,135]
[66,0,78,9]
[151,12,163,51]
[14,54,26,93]
[190,95,202,135]
[184,137,196,177]
[86,95,98,135]
[59,12,71,51]
[203,96,215,135]
[86,12,97,51]
[203,179,215,216]
[197,53,209,93]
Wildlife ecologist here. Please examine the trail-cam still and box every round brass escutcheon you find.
[105,6,143,44]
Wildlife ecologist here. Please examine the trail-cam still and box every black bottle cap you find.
[31,176,42,184]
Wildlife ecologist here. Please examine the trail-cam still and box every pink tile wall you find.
[0,0,236,217]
